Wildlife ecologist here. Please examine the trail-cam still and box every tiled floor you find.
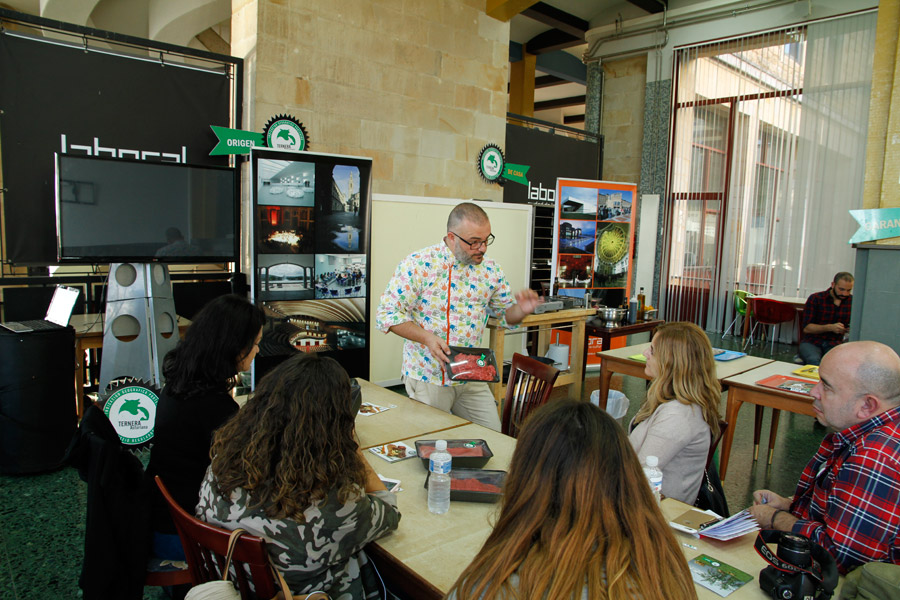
[0,330,826,599]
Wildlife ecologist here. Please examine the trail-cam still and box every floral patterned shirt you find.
[376,242,516,386]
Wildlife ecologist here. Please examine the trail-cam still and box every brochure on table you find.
[550,178,638,367]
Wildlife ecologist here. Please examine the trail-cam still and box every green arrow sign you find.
[849,207,900,243]
[210,125,263,155]
[503,163,531,185]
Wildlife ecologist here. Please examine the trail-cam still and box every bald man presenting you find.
[749,341,900,573]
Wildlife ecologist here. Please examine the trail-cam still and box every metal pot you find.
[596,306,627,324]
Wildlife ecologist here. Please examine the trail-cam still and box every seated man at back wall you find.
[798,272,853,366]
[749,341,900,574]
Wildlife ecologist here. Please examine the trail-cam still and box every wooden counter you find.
[487,307,595,407]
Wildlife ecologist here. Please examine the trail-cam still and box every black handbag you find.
[694,462,730,517]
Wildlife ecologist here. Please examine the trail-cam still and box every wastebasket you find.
[590,389,631,427]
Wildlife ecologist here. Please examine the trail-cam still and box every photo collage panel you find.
[554,181,636,310]
[255,159,367,303]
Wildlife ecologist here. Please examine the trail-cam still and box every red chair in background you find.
[742,298,797,354]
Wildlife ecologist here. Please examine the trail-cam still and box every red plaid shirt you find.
[789,405,900,574]
[801,289,851,346]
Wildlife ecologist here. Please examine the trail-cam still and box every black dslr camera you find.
[754,530,838,599]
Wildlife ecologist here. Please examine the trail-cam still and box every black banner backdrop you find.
[0,32,232,264]
[502,124,601,206]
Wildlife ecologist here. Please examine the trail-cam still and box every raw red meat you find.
[452,478,501,493]
[450,352,497,381]
[419,445,484,458]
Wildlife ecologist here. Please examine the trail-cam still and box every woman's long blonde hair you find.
[634,321,721,437]
[448,401,697,600]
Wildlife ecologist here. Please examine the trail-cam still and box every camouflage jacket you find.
[196,469,400,600]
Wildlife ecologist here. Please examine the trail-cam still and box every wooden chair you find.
[707,419,729,470]
[154,476,283,599]
[501,353,560,438]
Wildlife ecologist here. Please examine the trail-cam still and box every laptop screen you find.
[45,286,80,326]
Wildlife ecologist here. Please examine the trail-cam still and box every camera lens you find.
[778,534,812,568]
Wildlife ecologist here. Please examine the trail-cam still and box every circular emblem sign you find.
[477,144,505,184]
[102,384,159,446]
[263,114,309,151]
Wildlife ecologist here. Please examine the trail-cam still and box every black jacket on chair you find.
[66,404,151,600]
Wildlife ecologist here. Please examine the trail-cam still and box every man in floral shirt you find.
[749,341,900,573]
[376,202,541,430]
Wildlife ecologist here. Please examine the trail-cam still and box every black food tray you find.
[415,439,493,469]
[424,468,506,503]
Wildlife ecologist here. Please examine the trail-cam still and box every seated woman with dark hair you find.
[448,400,696,600]
[196,353,400,600]
[146,293,266,558]
[630,321,721,503]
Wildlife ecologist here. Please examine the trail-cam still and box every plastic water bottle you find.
[644,455,663,504]
[428,440,452,514]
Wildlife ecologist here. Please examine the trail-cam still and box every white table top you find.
[721,360,812,390]
[364,422,515,594]
[598,342,775,382]
[355,379,468,450]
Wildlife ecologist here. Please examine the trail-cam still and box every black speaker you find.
[0,327,76,474]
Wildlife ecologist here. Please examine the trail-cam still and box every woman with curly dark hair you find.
[146,294,265,558]
[196,352,400,600]
[448,401,696,600]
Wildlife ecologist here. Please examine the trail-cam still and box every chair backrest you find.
[706,419,729,469]
[751,298,796,324]
[733,290,752,316]
[154,476,280,599]
[501,353,560,437]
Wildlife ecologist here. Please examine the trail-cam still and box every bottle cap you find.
[646,455,659,467]
[436,440,447,451]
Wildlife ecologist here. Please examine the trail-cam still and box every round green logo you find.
[263,114,308,151]
[102,385,158,445]
[477,144,505,183]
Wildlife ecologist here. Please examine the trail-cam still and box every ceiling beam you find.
[521,2,588,38]
[486,0,539,22]
[510,42,587,85]
[196,27,229,56]
[535,95,586,111]
[535,74,566,88]
[526,28,583,54]
[626,0,667,14]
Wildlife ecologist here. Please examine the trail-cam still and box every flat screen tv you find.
[249,147,372,381]
[55,154,237,263]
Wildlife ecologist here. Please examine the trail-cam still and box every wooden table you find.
[594,342,773,411]
[487,308,595,406]
[719,361,816,480]
[661,498,844,598]
[364,422,515,599]
[584,318,663,374]
[70,313,190,419]
[355,379,468,450]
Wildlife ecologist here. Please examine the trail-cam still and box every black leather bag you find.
[694,462,730,517]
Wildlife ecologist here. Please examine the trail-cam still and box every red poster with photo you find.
[551,178,638,367]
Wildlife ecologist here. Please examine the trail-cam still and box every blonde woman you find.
[448,401,697,600]
[630,321,722,503]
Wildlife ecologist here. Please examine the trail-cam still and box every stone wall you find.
[232,0,509,200]
[601,56,646,185]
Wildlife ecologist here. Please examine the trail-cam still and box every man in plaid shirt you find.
[799,272,854,365]
[749,341,900,574]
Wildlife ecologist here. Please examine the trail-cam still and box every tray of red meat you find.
[415,439,494,469]
[424,468,506,503]
[447,346,499,383]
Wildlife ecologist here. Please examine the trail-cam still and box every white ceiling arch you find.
[39,0,101,25]
[149,0,229,47]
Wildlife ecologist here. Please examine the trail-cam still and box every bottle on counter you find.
[637,287,646,321]
[427,439,452,514]
[628,292,639,324]
[643,455,663,504]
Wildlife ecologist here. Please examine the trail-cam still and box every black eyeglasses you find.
[450,231,495,249]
